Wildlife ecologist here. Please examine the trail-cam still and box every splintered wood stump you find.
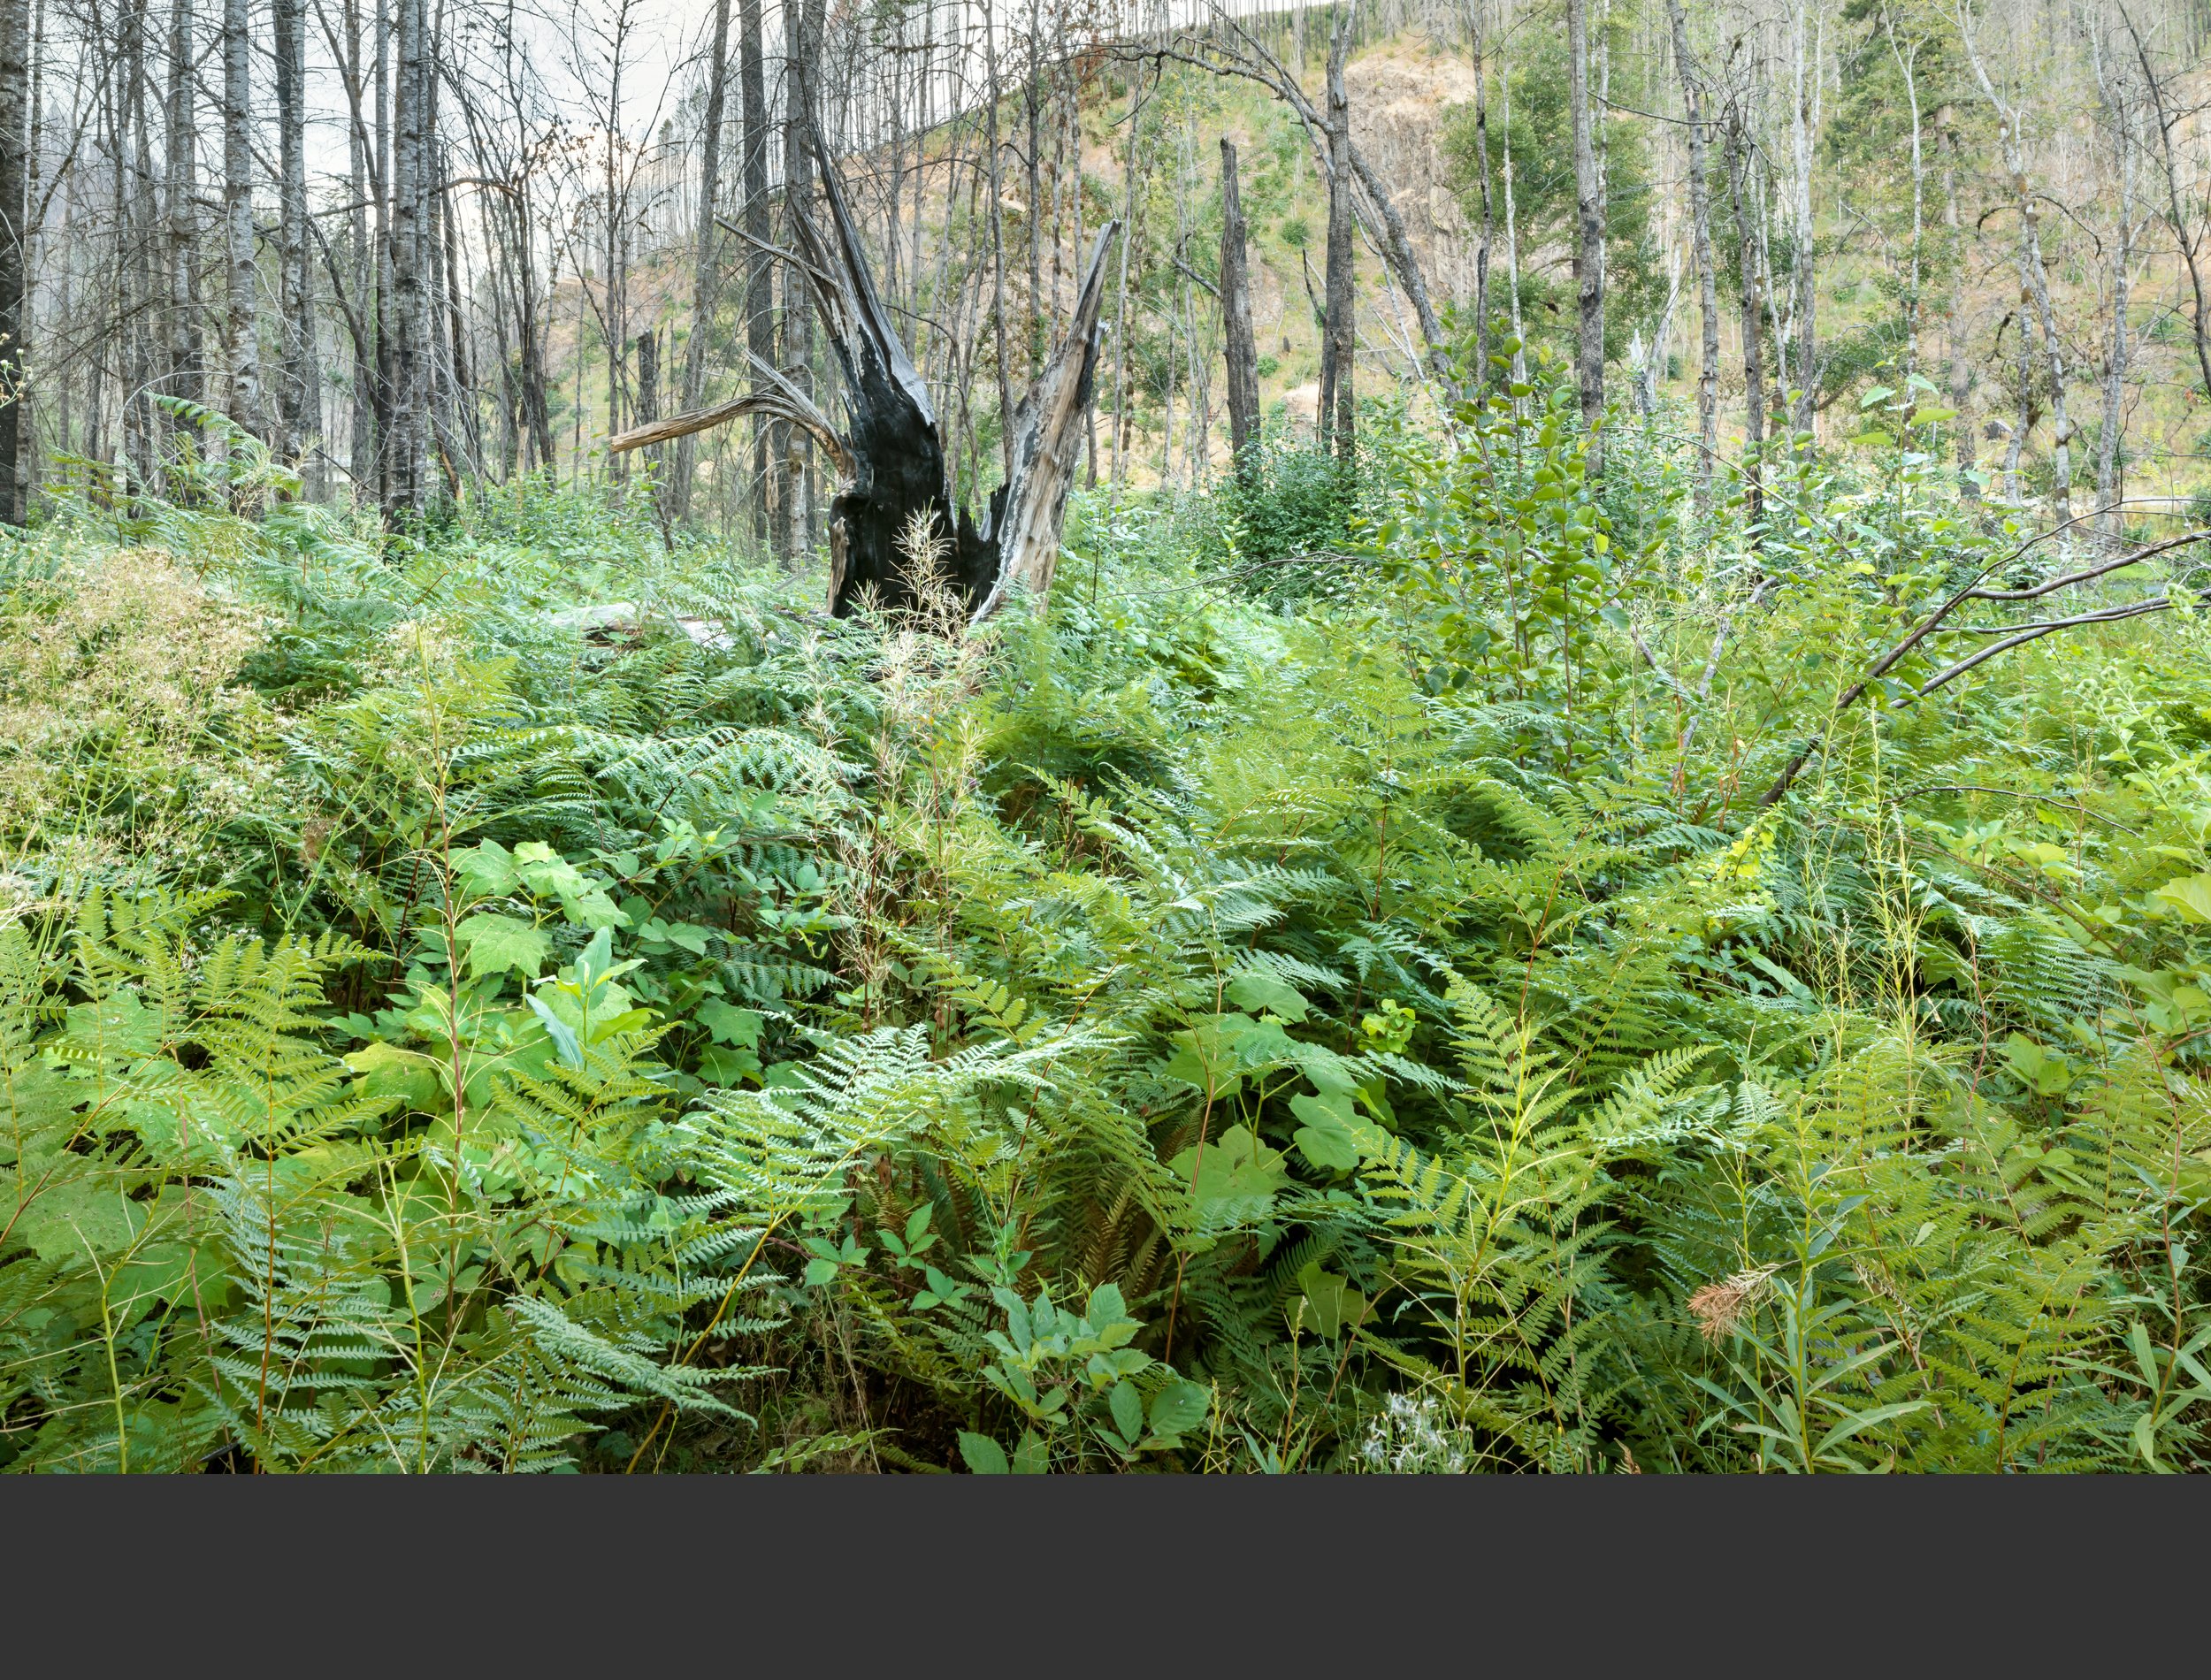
[608,95,1116,627]
[968,225,1116,621]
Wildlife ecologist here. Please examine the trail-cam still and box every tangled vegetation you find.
[5,378,2211,1473]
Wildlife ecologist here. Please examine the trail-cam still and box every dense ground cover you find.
[5,389,2211,1472]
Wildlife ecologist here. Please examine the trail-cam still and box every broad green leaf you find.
[1158,1019,1244,1096]
[9,1174,142,1261]
[1227,970,1308,1021]
[455,912,551,981]
[1289,1261,1367,1339]
[345,1040,444,1112]
[1289,1089,1360,1172]
[958,1431,1009,1474]
[1109,1380,1144,1444]
[2130,1320,2161,1392]
[1146,1379,1210,1439]
[1224,1013,1299,1071]
[1286,1040,1362,1094]
[2132,1409,2162,1470]
[696,1045,761,1087]
[1085,1281,1128,1330]
[1812,1400,1930,1461]
[524,993,583,1068]
[451,839,518,899]
[1168,1125,1288,1226]
[697,999,762,1047]
[2153,874,2211,923]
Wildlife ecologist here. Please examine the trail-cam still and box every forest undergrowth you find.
[6,376,2211,1472]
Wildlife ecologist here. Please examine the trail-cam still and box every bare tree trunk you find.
[672,0,729,523]
[1665,0,1718,509]
[2013,180,2068,515]
[50,89,71,464]
[374,0,393,501]
[1109,56,1144,486]
[222,0,260,437]
[1501,40,1525,386]
[738,0,773,548]
[983,0,1014,478]
[780,0,809,547]
[1069,37,1094,489]
[1175,17,1454,399]
[1724,110,1763,531]
[2002,295,2030,504]
[478,184,518,478]
[1219,136,1259,486]
[1752,159,1784,443]
[435,133,471,478]
[1787,0,1817,441]
[784,0,822,550]
[764,27,793,561]
[1886,14,1923,382]
[635,328,657,424]
[277,0,320,490]
[90,30,121,474]
[337,0,376,491]
[0,0,23,523]
[129,0,159,482]
[602,0,630,489]
[1568,0,1604,469]
[1939,106,1975,500]
[2094,41,2136,544]
[1963,16,2070,520]
[1468,1,1493,385]
[2123,14,2211,409]
[19,0,34,503]
[164,0,201,429]
[1317,12,1354,463]
[386,0,428,515]
[1023,0,1043,372]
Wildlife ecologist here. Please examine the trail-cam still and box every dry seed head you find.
[1688,1265,1779,1342]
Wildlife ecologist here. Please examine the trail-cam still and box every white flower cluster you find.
[1357,1390,1474,1474]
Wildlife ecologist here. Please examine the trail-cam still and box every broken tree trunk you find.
[969,224,1118,621]
[609,101,1117,628]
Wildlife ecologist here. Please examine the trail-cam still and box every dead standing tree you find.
[608,102,1118,627]
[1156,5,1458,407]
[1218,134,1260,488]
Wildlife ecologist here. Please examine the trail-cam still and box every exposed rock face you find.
[1343,44,1483,310]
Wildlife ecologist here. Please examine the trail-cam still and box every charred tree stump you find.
[610,98,1118,627]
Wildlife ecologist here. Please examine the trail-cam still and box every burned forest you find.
[9,0,2211,1478]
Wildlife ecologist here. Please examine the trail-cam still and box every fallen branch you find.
[1910,597,2173,697]
[1758,529,2211,806]
[1964,526,2211,602]
[607,355,855,477]
[1893,783,2143,834]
